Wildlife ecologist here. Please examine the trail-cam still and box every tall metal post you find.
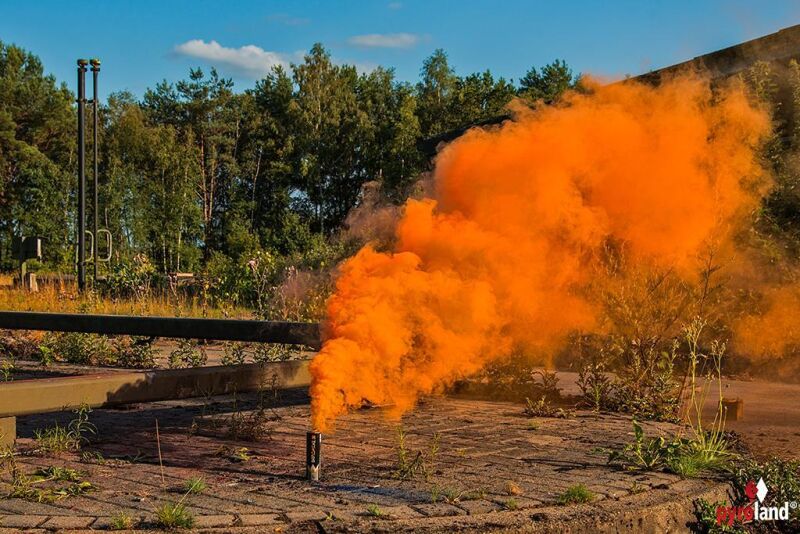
[90,59,100,283]
[76,59,88,292]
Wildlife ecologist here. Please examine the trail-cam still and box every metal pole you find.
[76,59,88,292]
[306,431,321,481]
[90,59,100,284]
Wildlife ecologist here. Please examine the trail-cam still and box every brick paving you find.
[0,391,723,532]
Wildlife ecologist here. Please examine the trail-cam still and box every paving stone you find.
[411,502,465,517]
[284,508,335,522]
[1,394,699,531]
[456,498,503,515]
[0,515,48,528]
[192,514,236,528]
[235,513,282,526]
[40,516,95,529]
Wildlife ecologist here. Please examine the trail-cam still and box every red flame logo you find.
[744,480,758,501]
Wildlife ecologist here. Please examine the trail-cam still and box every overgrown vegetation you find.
[608,320,734,478]
[0,448,94,503]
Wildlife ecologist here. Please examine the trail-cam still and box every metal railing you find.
[0,311,321,349]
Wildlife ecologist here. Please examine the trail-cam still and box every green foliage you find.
[154,501,194,529]
[732,459,800,519]
[0,451,94,503]
[557,484,594,505]
[34,404,96,453]
[112,336,157,368]
[182,477,206,494]
[168,339,207,369]
[103,254,156,301]
[221,341,247,365]
[0,39,591,285]
[365,504,384,517]
[692,498,747,533]
[608,420,733,477]
[523,396,571,418]
[393,427,440,481]
[42,331,110,365]
[519,59,581,104]
[0,41,75,269]
[110,511,135,530]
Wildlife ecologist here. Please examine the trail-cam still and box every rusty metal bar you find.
[0,360,310,419]
[0,311,321,348]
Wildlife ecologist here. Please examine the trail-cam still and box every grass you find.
[155,502,194,529]
[182,477,206,494]
[557,484,595,505]
[110,511,135,530]
[393,426,440,481]
[0,281,250,319]
[34,404,96,454]
[504,498,519,510]
[365,504,384,517]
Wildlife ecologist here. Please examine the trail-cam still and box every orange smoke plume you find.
[309,75,770,432]
[734,286,800,360]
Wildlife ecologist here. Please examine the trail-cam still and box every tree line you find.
[0,41,579,274]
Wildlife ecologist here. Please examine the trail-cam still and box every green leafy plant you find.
[112,336,157,368]
[168,339,207,369]
[523,396,570,418]
[0,452,94,503]
[34,404,96,453]
[557,484,594,505]
[221,341,248,365]
[42,332,109,365]
[576,359,615,412]
[0,359,15,381]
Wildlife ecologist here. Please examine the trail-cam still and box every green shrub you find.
[42,332,110,365]
[103,254,156,301]
[112,336,157,368]
[168,339,207,368]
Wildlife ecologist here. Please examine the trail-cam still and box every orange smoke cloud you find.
[309,75,770,432]
[734,286,800,360]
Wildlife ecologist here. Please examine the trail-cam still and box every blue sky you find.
[2,0,799,99]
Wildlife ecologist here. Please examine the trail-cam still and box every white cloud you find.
[174,39,290,79]
[346,33,419,49]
